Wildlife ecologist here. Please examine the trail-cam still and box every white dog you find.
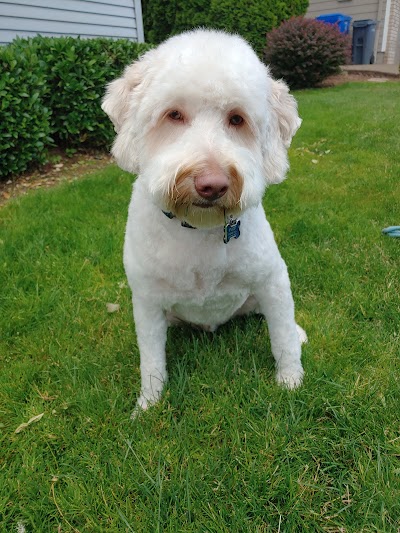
[102,29,307,413]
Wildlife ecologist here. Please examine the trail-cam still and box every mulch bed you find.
[321,70,399,87]
[0,149,113,207]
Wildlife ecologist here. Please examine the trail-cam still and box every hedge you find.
[142,0,309,56]
[0,36,153,179]
[0,44,52,178]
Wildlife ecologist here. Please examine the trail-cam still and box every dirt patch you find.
[320,70,399,87]
[0,149,113,208]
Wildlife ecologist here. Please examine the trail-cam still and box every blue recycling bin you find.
[316,13,352,34]
[352,20,377,64]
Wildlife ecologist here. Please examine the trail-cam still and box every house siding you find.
[306,0,400,64]
[0,0,144,45]
[306,0,381,20]
[387,0,400,63]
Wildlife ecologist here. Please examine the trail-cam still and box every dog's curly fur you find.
[102,29,307,414]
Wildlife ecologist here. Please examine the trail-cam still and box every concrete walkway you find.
[342,64,399,77]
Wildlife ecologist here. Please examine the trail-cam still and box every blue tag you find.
[224,215,240,243]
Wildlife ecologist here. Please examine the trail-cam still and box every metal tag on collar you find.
[224,212,241,244]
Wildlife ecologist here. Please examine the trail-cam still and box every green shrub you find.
[264,17,351,89]
[10,36,152,149]
[42,37,152,148]
[208,0,309,56]
[0,37,153,178]
[0,44,52,178]
[142,0,309,56]
[141,0,176,45]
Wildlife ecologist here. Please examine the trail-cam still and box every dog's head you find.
[102,30,301,228]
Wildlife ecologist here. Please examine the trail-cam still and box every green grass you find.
[1,82,400,532]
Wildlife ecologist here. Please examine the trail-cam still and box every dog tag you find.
[224,215,240,243]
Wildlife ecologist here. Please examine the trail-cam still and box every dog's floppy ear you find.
[102,54,156,173]
[263,78,301,184]
[101,62,144,132]
[269,79,301,148]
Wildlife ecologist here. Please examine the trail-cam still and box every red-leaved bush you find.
[264,17,352,89]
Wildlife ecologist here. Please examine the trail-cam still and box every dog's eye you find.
[229,114,244,126]
[168,110,184,122]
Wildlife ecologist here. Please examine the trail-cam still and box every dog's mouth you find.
[164,201,242,229]
[192,201,217,209]
[164,194,243,228]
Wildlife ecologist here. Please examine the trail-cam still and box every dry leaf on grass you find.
[15,413,44,434]
[106,303,120,313]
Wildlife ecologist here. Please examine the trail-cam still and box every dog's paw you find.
[130,395,151,420]
[130,406,142,420]
[276,364,304,390]
[130,405,145,421]
[296,324,308,345]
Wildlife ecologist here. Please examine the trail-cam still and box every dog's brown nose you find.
[195,172,229,201]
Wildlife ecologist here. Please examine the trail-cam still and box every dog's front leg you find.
[256,265,304,389]
[132,297,168,414]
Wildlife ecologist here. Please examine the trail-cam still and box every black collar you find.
[162,210,241,243]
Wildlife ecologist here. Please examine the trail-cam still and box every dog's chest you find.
[168,266,247,295]
[161,266,252,326]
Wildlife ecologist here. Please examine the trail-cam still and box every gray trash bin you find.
[352,19,377,64]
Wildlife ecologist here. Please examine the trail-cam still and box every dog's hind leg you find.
[235,296,308,347]
[232,295,260,317]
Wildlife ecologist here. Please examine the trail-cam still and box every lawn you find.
[1,82,399,532]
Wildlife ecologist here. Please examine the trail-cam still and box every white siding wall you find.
[0,0,144,45]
